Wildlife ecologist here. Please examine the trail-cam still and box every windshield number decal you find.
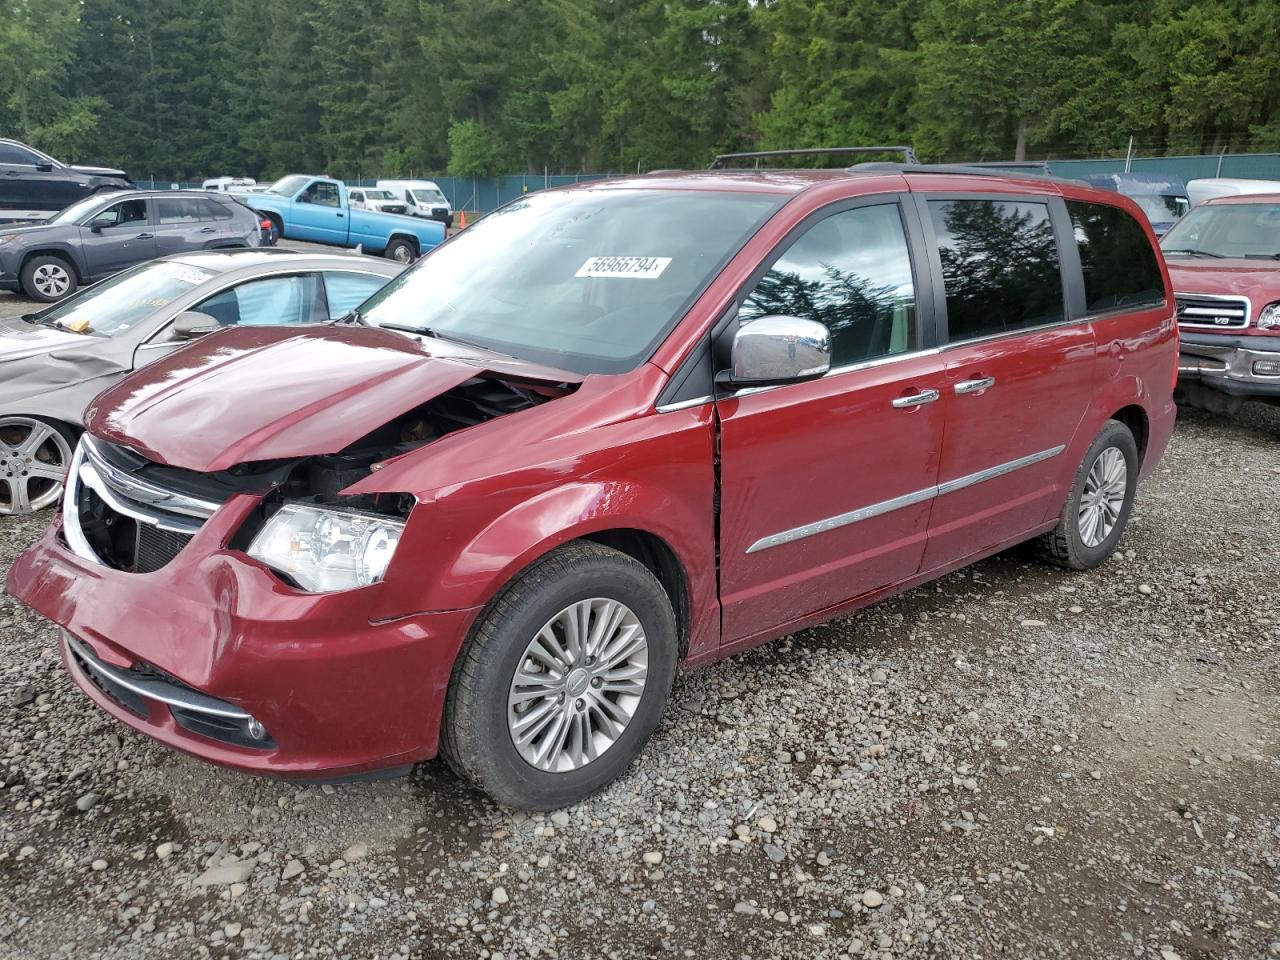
[176,268,214,285]
[575,256,671,280]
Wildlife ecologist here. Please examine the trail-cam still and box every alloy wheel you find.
[506,597,649,773]
[31,263,72,299]
[0,417,73,515]
[1077,446,1127,547]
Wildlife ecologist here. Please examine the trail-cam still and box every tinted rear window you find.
[929,199,1065,341]
[1068,200,1164,312]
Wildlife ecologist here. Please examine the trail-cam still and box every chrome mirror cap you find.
[717,315,831,390]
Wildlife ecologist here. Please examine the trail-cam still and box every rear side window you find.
[1068,200,1164,312]
[157,197,224,223]
[740,203,917,367]
[929,199,1064,341]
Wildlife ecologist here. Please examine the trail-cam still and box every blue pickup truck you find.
[248,175,445,262]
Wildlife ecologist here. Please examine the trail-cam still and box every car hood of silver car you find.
[0,316,133,403]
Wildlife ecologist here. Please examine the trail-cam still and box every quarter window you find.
[1067,200,1164,312]
[739,203,917,367]
[929,199,1064,341]
[323,271,386,316]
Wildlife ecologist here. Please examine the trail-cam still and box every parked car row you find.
[3,157,1184,810]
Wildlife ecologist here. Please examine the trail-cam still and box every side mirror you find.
[715,315,831,390]
[35,162,54,172]
[88,217,112,233]
[171,311,221,340]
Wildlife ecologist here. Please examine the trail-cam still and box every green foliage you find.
[6,0,1280,178]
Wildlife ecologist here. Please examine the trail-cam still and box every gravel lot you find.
[2,280,1279,959]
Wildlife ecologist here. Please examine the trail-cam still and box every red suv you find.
[6,164,1177,809]
[1161,193,1280,412]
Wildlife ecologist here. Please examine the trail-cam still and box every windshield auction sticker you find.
[575,256,672,279]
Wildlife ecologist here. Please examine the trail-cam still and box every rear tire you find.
[21,254,78,302]
[385,238,416,263]
[1032,420,1138,570]
[440,542,677,810]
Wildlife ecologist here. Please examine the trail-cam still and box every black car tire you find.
[440,542,678,810]
[1032,420,1138,570]
[20,254,78,303]
[385,238,417,263]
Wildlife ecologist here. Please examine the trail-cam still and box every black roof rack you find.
[709,146,919,170]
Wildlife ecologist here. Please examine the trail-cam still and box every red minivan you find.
[6,163,1177,809]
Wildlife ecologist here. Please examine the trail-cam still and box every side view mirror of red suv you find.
[715,314,832,390]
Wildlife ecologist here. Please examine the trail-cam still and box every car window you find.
[191,274,321,328]
[157,197,216,224]
[349,190,365,203]
[412,188,446,204]
[323,271,387,316]
[90,199,149,228]
[0,143,42,165]
[929,199,1065,341]
[302,181,341,207]
[200,198,233,221]
[37,260,218,337]
[1067,200,1165,312]
[739,203,917,367]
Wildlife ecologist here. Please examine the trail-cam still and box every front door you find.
[78,197,155,278]
[291,181,347,243]
[717,199,946,643]
[916,195,1095,570]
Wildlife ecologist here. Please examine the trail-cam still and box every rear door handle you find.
[955,376,996,395]
[891,388,940,409]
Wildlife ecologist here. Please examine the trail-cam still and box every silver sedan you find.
[0,248,402,514]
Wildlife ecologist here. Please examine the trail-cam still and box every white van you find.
[376,179,453,226]
[1186,177,1280,207]
[202,176,258,194]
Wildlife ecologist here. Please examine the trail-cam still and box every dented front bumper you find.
[5,501,478,780]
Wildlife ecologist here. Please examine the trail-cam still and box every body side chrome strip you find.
[745,444,1065,554]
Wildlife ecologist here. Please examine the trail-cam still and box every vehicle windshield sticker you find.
[176,268,214,285]
[575,256,672,280]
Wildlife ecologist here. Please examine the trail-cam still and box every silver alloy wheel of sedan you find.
[0,417,73,515]
[1077,446,1127,547]
[507,597,649,773]
[30,262,73,299]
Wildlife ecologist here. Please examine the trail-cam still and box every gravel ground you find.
[1,283,1279,958]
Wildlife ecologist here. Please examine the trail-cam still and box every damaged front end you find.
[65,371,573,588]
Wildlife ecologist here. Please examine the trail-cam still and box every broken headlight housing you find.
[247,503,405,592]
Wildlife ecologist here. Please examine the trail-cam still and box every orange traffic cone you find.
[457,209,468,229]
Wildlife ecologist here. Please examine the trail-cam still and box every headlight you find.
[246,503,405,592]
[1259,302,1280,330]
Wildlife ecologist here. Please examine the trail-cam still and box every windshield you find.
[36,260,217,337]
[359,188,783,374]
[267,175,310,196]
[1132,194,1190,224]
[411,188,447,204]
[46,195,114,225]
[1161,202,1280,258]
[364,189,394,200]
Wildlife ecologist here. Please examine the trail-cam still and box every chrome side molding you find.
[745,444,1066,554]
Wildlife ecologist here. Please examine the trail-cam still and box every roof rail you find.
[850,162,1082,184]
[710,146,919,170]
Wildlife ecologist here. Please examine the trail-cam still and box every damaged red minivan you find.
[7,163,1177,809]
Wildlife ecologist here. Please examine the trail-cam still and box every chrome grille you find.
[63,436,219,572]
[1175,293,1250,329]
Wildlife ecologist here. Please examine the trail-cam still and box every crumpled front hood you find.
[69,164,129,179]
[84,324,580,473]
[1166,259,1280,316]
[0,315,92,362]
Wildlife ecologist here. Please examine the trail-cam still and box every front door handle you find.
[891,388,941,409]
[134,233,154,239]
[955,376,996,395]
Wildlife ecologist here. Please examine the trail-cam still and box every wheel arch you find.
[1109,403,1150,468]
[21,246,84,282]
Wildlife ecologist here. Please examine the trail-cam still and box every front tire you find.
[440,542,678,810]
[21,254,78,302]
[0,416,77,515]
[1033,420,1138,570]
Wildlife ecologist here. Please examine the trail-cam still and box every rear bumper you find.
[5,510,479,780]
[1178,331,1280,397]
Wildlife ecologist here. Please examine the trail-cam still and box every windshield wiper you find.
[1242,253,1280,260]
[335,308,367,325]
[374,322,509,356]
[1162,248,1225,258]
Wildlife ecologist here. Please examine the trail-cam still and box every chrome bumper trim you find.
[63,630,252,721]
